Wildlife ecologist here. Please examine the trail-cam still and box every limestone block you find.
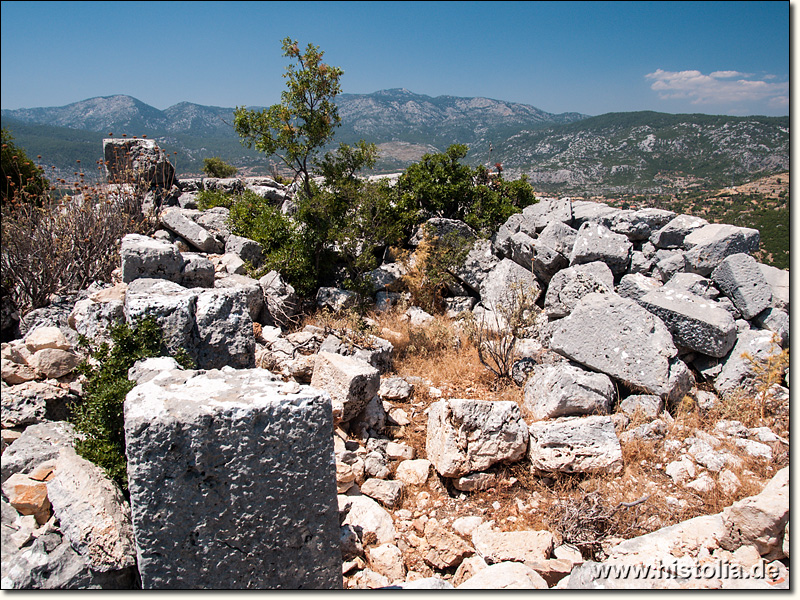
[46,447,136,573]
[619,394,663,419]
[1,421,76,484]
[649,214,708,249]
[663,272,720,299]
[569,222,632,276]
[2,472,51,524]
[394,459,431,486]
[119,234,184,284]
[213,274,265,324]
[521,197,573,232]
[550,293,689,401]
[523,362,614,420]
[124,278,197,358]
[160,208,219,254]
[616,273,662,302]
[638,288,737,357]
[479,258,541,312]
[426,399,528,478]
[368,543,405,582]
[682,224,760,276]
[528,415,623,474]
[714,329,781,398]
[360,478,404,509]
[193,288,255,370]
[24,326,71,353]
[544,261,614,319]
[720,467,789,559]
[339,494,396,547]
[124,368,341,589]
[316,287,357,312]
[68,298,125,344]
[753,307,789,348]
[458,561,548,589]
[537,220,578,257]
[423,519,474,569]
[225,234,264,270]
[508,231,536,270]
[757,263,789,312]
[179,253,215,288]
[310,352,380,423]
[29,348,80,379]
[711,253,772,320]
[410,217,477,247]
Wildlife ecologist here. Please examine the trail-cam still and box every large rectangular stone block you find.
[124,368,341,589]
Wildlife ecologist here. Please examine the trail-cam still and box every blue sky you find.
[0,1,790,116]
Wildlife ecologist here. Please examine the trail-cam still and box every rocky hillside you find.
[498,112,789,195]
[1,92,788,194]
[1,161,790,588]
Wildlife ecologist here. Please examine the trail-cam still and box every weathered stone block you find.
[160,208,219,254]
[550,293,685,400]
[120,234,184,284]
[569,222,632,276]
[426,398,528,478]
[479,259,541,312]
[310,352,380,423]
[710,253,772,320]
[544,261,614,319]
[683,224,760,276]
[124,368,341,589]
[638,288,737,358]
[527,415,623,474]
[523,362,615,420]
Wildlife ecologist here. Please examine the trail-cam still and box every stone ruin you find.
[0,143,790,588]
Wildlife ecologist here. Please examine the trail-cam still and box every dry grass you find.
[311,303,789,565]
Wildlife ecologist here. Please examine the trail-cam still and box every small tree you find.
[234,37,343,199]
[202,156,237,178]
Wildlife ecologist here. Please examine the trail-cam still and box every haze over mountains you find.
[1,90,789,195]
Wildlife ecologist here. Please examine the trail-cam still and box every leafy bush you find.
[394,144,537,236]
[202,156,238,178]
[72,317,174,491]
[2,127,49,207]
[195,188,237,210]
[227,190,320,295]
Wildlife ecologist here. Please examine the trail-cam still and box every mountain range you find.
[1,90,789,194]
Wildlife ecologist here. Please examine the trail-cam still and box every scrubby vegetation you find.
[1,170,155,313]
[202,156,237,178]
[2,127,49,207]
[73,317,191,492]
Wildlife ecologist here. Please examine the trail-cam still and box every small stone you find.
[24,327,71,353]
[685,473,716,493]
[395,460,431,486]
[2,472,51,525]
[385,442,414,461]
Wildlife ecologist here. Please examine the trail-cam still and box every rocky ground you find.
[0,172,791,589]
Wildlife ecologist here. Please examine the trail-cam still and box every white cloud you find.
[709,70,750,79]
[645,68,788,107]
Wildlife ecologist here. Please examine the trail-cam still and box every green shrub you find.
[72,317,190,491]
[202,156,238,178]
[2,127,49,208]
[394,144,538,236]
[196,188,237,210]
[227,190,319,294]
